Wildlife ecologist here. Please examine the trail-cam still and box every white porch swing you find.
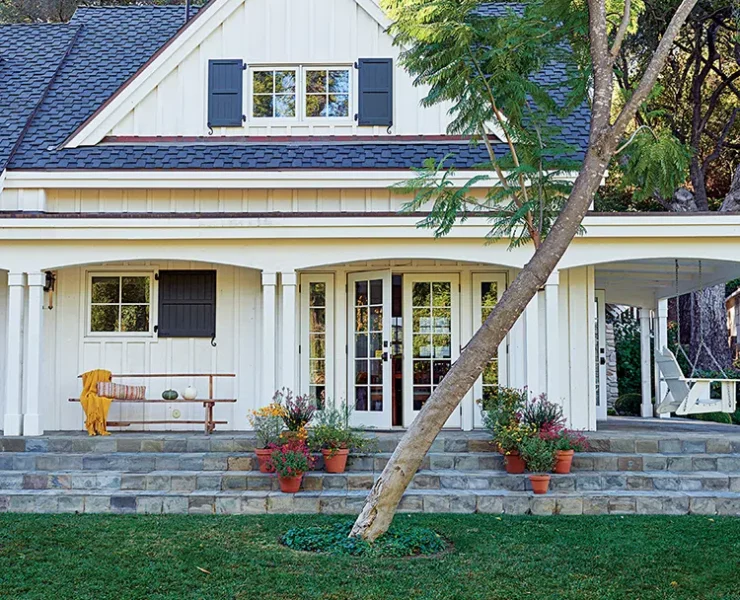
[655,260,739,416]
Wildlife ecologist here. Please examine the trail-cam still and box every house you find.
[2,0,740,437]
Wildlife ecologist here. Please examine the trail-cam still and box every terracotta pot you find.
[278,474,303,493]
[322,448,349,473]
[504,452,526,474]
[529,474,551,495]
[255,448,275,474]
[554,449,575,474]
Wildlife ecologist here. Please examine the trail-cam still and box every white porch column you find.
[639,307,653,418]
[543,270,560,405]
[280,271,297,392]
[23,272,45,436]
[261,271,277,403]
[654,299,671,419]
[4,273,26,436]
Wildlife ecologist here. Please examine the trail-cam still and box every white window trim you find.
[86,271,156,338]
[248,64,353,124]
[300,273,335,405]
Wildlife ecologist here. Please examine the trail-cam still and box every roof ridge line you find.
[4,24,83,171]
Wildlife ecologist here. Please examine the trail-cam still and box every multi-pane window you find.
[252,69,297,118]
[411,281,452,411]
[251,66,351,120]
[308,282,327,407]
[480,282,499,403]
[305,69,350,118]
[90,275,151,334]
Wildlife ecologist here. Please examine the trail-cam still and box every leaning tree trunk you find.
[349,0,699,541]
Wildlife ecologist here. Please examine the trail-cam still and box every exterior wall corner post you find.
[639,307,654,418]
[261,271,278,404]
[4,272,26,436]
[23,272,45,436]
[280,271,298,393]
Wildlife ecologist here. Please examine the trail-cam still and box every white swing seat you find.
[655,347,738,416]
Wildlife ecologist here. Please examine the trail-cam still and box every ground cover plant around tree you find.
[2,514,740,600]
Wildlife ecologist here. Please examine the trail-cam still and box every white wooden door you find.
[472,273,508,428]
[595,289,608,420]
[347,271,393,429]
[403,274,460,428]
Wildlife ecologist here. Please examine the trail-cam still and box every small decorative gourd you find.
[182,385,198,400]
[162,389,178,400]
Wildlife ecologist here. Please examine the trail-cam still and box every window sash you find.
[87,273,153,337]
[300,274,335,407]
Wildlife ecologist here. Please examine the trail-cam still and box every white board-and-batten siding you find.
[40,262,261,432]
[107,0,452,138]
[35,188,483,213]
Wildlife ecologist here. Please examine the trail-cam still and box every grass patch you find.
[2,513,740,599]
[281,520,447,557]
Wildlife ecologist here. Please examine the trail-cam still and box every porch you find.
[1,213,740,436]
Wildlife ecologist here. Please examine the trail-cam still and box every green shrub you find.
[614,393,642,416]
[281,520,446,557]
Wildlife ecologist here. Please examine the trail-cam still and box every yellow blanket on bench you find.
[81,369,113,436]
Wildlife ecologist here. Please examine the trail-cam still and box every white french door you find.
[347,271,393,428]
[472,273,509,428]
[403,274,460,428]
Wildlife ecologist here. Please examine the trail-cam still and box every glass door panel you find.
[403,274,460,427]
[348,271,392,428]
[472,273,508,428]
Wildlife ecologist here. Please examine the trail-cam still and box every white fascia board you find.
[355,0,393,30]
[64,0,243,148]
[3,169,579,190]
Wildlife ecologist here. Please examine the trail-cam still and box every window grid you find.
[89,274,151,335]
[308,282,327,407]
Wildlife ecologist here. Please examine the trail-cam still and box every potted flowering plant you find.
[493,421,537,474]
[268,439,315,493]
[248,402,285,473]
[274,389,316,442]
[519,435,556,494]
[553,429,589,474]
[308,404,370,473]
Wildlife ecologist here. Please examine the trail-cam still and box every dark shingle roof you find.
[5,3,590,171]
[0,23,79,171]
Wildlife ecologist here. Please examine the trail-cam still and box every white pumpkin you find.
[182,385,198,400]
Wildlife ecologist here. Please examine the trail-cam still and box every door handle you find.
[600,357,606,365]
[382,352,389,362]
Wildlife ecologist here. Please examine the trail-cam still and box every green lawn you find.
[2,514,739,599]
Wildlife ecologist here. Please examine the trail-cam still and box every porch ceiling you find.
[594,258,740,307]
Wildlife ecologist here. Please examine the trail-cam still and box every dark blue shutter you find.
[157,271,216,338]
[357,58,393,126]
[208,59,244,127]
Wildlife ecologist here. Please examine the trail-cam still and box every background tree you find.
[350,0,699,541]
[599,0,739,370]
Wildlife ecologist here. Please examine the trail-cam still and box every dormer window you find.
[250,65,352,121]
[252,69,297,118]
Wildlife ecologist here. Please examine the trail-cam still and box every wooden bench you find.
[70,373,236,434]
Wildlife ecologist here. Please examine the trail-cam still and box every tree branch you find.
[610,0,631,60]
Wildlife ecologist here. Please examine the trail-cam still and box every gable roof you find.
[0,23,79,172]
[4,3,591,173]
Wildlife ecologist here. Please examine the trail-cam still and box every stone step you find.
[3,469,740,493]
[4,432,740,455]
[0,488,738,516]
[3,450,740,474]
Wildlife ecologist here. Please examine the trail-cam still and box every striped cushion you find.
[97,382,146,400]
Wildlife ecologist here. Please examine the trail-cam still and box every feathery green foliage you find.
[385,0,592,248]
